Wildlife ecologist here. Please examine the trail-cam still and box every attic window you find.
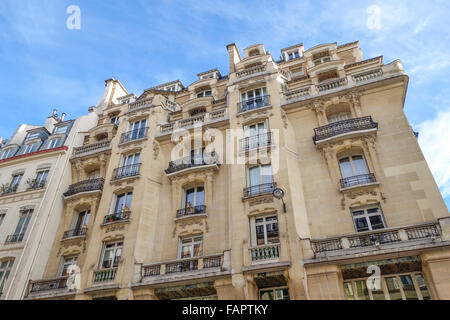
[287,51,300,60]
[313,51,331,66]
[249,49,260,57]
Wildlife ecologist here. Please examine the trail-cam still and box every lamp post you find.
[273,187,286,213]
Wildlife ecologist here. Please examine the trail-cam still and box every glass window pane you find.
[249,167,260,186]
[355,280,370,300]
[339,158,353,178]
[259,289,274,300]
[256,225,265,245]
[354,217,369,232]
[196,187,204,206]
[400,275,419,300]
[385,277,403,300]
[352,156,368,175]
[344,282,356,300]
[369,215,384,229]
[415,274,431,300]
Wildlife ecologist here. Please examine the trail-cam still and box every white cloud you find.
[417,109,450,197]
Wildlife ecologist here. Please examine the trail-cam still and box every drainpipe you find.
[5,119,80,299]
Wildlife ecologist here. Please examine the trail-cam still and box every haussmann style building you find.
[18,40,450,300]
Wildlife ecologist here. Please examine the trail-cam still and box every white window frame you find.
[197,90,212,98]
[241,87,267,102]
[47,138,61,149]
[9,173,23,191]
[338,154,369,178]
[250,214,280,247]
[54,125,69,134]
[0,148,14,160]
[328,111,352,123]
[178,235,203,259]
[247,164,273,188]
[183,185,205,208]
[112,192,133,214]
[351,206,386,232]
[99,241,123,269]
[259,286,289,300]
[58,255,78,276]
[0,259,14,294]
[23,143,36,154]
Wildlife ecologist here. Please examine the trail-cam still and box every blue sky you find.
[0,0,449,208]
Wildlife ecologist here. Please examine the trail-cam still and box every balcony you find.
[176,205,206,219]
[313,116,378,143]
[165,152,220,176]
[27,276,69,297]
[128,97,153,111]
[119,127,148,145]
[317,77,347,92]
[93,268,117,284]
[243,182,276,199]
[5,233,24,244]
[239,132,273,152]
[62,228,87,240]
[141,253,226,284]
[340,173,377,190]
[103,210,131,225]
[236,64,267,79]
[157,109,229,137]
[27,179,46,190]
[250,243,280,262]
[112,163,141,181]
[238,95,270,113]
[63,178,104,197]
[72,140,111,158]
[310,222,442,260]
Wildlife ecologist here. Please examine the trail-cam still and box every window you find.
[184,186,205,211]
[255,215,279,246]
[121,153,140,176]
[0,148,15,160]
[33,170,49,188]
[129,119,147,140]
[0,259,14,294]
[240,87,268,112]
[13,208,33,240]
[344,273,431,300]
[352,207,385,232]
[100,242,123,269]
[47,138,62,149]
[72,210,90,231]
[197,90,212,98]
[110,116,119,125]
[179,236,203,259]
[313,51,331,65]
[87,170,100,180]
[9,173,23,192]
[259,287,289,300]
[26,132,41,141]
[54,125,69,134]
[339,155,369,179]
[114,192,132,214]
[23,143,37,154]
[328,112,352,123]
[243,122,270,150]
[59,256,78,276]
[287,51,300,60]
[0,211,5,226]
[248,164,273,190]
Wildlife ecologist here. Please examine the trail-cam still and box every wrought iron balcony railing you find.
[62,228,87,240]
[176,205,206,218]
[5,233,24,244]
[120,127,148,144]
[238,95,270,113]
[165,152,219,175]
[28,276,69,294]
[141,254,223,278]
[93,268,117,283]
[313,116,378,143]
[340,173,376,189]
[63,178,104,197]
[243,182,276,198]
[250,243,280,262]
[112,163,141,180]
[239,132,273,152]
[103,211,131,224]
[27,180,46,190]
[310,222,442,255]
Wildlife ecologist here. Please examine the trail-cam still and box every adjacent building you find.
[23,40,450,300]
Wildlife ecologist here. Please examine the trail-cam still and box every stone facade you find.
[22,41,450,300]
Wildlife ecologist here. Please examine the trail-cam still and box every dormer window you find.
[287,51,300,60]
[22,143,37,154]
[26,132,41,141]
[54,125,69,135]
[0,148,15,160]
[46,137,62,149]
[197,90,212,98]
[313,51,331,66]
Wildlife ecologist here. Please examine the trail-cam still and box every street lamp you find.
[273,187,286,213]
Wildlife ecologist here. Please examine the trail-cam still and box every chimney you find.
[59,113,66,122]
[226,43,241,74]
[52,109,58,118]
